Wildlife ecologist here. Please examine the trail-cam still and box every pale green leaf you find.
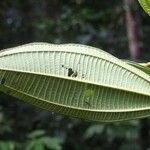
[0,43,150,122]
[40,137,62,150]
[84,125,104,139]
[28,130,45,139]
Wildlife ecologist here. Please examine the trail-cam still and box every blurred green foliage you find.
[26,130,63,150]
[0,0,150,150]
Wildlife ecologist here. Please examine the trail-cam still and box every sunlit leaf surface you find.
[0,43,150,122]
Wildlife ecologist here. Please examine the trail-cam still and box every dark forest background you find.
[0,0,150,150]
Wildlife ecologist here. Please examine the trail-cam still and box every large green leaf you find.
[138,0,150,15]
[0,43,150,122]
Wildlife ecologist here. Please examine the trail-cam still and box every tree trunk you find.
[124,1,150,150]
[124,0,141,59]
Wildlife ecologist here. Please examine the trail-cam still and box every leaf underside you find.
[0,43,150,122]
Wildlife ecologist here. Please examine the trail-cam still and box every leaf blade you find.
[0,43,150,122]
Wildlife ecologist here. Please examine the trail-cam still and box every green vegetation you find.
[0,0,150,149]
[138,0,150,15]
[0,43,149,122]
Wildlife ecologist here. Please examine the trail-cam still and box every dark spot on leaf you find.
[82,74,85,78]
[62,65,68,70]
[68,68,74,77]
[16,72,20,75]
[1,78,5,85]
[62,65,78,77]
[85,101,90,107]
[72,71,78,77]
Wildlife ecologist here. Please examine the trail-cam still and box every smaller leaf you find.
[28,130,45,139]
[120,142,141,150]
[26,141,36,150]
[7,142,15,150]
[140,62,150,68]
[138,0,150,15]
[124,60,150,76]
[0,141,9,150]
[0,141,15,150]
[41,137,62,150]
[84,125,104,139]
[34,140,44,150]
